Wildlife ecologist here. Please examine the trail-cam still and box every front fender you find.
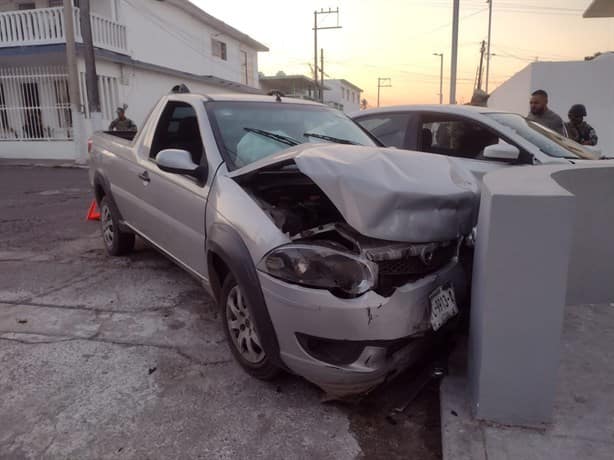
[207,223,283,368]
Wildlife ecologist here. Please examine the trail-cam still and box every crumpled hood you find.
[231,144,480,242]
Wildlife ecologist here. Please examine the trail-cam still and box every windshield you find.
[206,101,377,169]
[486,113,596,160]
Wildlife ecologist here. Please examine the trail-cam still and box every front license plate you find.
[429,283,458,331]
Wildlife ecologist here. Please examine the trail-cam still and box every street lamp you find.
[433,53,444,105]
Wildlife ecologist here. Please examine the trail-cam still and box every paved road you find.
[0,164,442,459]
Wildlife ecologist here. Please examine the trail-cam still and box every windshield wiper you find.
[243,127,300,146]
[303,132,358,145]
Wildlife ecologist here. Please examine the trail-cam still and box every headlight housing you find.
[258,244,377,297]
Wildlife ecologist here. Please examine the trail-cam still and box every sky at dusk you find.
[192,1,614,107]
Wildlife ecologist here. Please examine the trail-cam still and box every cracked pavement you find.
[0,164,442,459]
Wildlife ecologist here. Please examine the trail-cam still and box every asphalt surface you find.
[0,164,443,459]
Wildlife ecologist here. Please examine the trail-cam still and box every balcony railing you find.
[0,7,127,54]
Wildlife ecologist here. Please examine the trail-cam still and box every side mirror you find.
[483,143,520,161]
[156,149,208,183]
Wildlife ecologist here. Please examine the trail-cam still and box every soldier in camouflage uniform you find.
[109,106,137,132]
[565,104,598,146]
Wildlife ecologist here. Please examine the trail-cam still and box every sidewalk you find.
[0,159,87,169]
[440,303,614,460]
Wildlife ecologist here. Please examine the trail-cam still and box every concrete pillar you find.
[468,166,575,426]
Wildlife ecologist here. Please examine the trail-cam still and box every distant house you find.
[323,79,362,114]
[488,53,614,154]
[0,0,268,160]
[259,74,328,101]
[259,74,362,115]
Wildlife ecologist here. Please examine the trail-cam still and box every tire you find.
[100,196,135,256]
[221,274,280,380]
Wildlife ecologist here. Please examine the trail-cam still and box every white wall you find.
[120,0,260,88]
[0,0,114,17]
[323,80,361,114]
[0,140,75,160]
[83,60,237,133]
[489,55,614,155]
[488,66,532,115]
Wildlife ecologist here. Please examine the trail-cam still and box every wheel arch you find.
[206,223,284,368]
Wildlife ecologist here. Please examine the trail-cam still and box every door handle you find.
[138,171,150,182]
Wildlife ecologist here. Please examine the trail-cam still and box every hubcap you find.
[101,205,114,248]
[226,285,265,364]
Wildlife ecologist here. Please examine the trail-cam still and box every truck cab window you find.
[421,117,500,160]
[150,102,204,165]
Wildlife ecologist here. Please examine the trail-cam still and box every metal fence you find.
[0,65,72,141]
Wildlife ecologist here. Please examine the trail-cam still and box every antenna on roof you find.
[170,84,190,94]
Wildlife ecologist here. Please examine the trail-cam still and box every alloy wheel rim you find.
[102,205,114,248]
[226,285,265,364]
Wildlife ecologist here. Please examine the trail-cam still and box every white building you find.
[488,53,614,154]
[0,0,268,161]
[323,79,362,114]
[259,74,326,101]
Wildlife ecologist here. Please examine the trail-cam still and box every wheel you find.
[100,196,135,256]
[221,275,280,380]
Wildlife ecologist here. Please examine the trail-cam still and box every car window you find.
[486,113,595,160]
[206,101,376,169]
[420,117,500,160]
[150,101,204,165]
[355,113,410,148]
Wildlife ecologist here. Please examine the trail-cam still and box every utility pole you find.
[320,48,324,103]
[450,0,460,104]
[485,0,493,93]
[477,40,486,90]
[433,52,444,104]
[377,77,391,107]
[80,0,102,130]
[63,0,85,163]
[313,8,341,102]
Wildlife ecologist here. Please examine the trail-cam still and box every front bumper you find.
[258,260,466,397]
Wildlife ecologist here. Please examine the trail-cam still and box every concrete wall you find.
[469,162,614,426]
[487,65,532,115]
[489,55,614,155]
[0,0,114,17]
[554,164,614,305]
[0,140,75,160]
[121,0,260,88]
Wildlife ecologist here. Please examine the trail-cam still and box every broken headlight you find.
[258,244,377,297]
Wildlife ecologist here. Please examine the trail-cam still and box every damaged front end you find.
[232,144,477,300]
[230,144,479,396]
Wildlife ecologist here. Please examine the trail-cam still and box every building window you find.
[48,0,80,6]
[18,2,36,9]
[212,38,227,61]
[240,50,249,85]
[54,79,72,129]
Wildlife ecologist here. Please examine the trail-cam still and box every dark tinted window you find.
[356,113,410,148]
[419,117,500,160]
[150,102,203,164]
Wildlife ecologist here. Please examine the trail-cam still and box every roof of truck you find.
[169,92,326,106]
[350,104,512,118]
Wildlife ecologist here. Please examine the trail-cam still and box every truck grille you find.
[375,243,456,294]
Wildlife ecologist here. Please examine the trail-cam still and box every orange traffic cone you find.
[86,199,100,221]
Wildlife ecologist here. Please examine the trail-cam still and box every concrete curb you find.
[0,159,88,169]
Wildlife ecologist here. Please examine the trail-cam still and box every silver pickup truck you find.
[89,88,479,397]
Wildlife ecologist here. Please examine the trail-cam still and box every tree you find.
[275,70,287,77]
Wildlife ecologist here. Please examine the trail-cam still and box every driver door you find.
[133,101,209,277]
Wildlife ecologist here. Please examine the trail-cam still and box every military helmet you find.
[569,104,587,117]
